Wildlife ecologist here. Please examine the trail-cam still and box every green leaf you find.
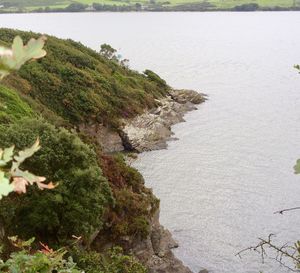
[11,36,23,65]
[0,145,15,167]
[294,159,300,174]
[13,138,40,168]
[0,36,46,79]
[2,145,14,163]
[12,168,44,185]
[25,37,47,60]
[0,171,14,199]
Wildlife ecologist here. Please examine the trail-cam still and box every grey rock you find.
[79,123,123,153]
[132,210,193,273]
[122,89,206,152]
[78,89,206,154]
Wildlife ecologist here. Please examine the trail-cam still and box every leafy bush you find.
[0,28,169,128]
[143,69,168,91]
[0,30,164,272]
[233,3,259,11]
[100,154,159,240]
[0,138,56,201]
[0,237,80,273]
[100,44,117,61]
[0,84,34,124]
[0,118,113,244]
[0,34,56,207]
[71,246,147,273]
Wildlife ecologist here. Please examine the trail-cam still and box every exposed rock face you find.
[83,89,207,273]
[79,123,124,153]
[125,90,207,273]
[79,89,206,153]
[122,89,206,152]
[132,210,193,273]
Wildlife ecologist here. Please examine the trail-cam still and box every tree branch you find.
[236,234,300,272]
[274,206,300,215]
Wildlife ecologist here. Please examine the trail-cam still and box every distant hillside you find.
[0,0,299,12]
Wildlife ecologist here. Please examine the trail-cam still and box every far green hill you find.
[0,0,299,12]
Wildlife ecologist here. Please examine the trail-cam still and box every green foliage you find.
[0,33,51,200]
[0,0,298,12]
[100,154,159,240]
[0,171,13,200]
[0,28,168,127]
[0,237,80,273]
[294,159,300,174]
[71,246,147,273]
[233,3,259,10]
[0,118,113,244]
[0,30,164,272]
[143,69,168,91]
[0,0,65,8]
[0,34,43,124]
[0,84,34,124]
[100,44,117,60]
[0,138,55,200]
[0,35,46,79]
[65,2,87,11]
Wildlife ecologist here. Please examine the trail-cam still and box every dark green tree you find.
[0,118,113,245]
[100,44,117,60]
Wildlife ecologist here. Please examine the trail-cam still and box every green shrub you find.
[0,28,169,127]
[0,237,80,273]
[0,118,113,245]
[100,154,159,240]
[143,69,168,91]
[0,84,34,124]
[71,246,147,273]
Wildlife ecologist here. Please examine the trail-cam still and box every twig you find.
[274,207,300,215]
[236,234,300,272]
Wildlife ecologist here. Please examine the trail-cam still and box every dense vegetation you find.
[0,28,164,271]
[0,118,113,245]
[0,0,299,12]
[0,85,34,123]
[71,246,147,273]
[99,154,159,242]
[0,29,168,128]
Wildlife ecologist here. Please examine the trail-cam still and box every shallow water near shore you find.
[1,11,300,273]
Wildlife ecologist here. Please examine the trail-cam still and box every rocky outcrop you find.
[83,89,207,273]
[125,90,207,273]
[122,89,206,152]
[79,123,124,153]
[132,210,193,273]
[79,89,206,153]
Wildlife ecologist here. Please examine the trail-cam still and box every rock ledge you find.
[122,89,206,152]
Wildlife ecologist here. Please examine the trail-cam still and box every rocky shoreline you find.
[132,210,193,273]
[80,89,207,273]
[80,89,206,154]
[122,89,206,152]
[124,89,207,273]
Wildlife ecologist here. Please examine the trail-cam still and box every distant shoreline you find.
[1,10,300,14]
[1,6,300,14]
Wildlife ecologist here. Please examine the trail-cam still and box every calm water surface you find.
[1,12,300,273]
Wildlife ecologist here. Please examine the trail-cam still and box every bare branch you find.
[274,206,300,215]
[236,234,300,272]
